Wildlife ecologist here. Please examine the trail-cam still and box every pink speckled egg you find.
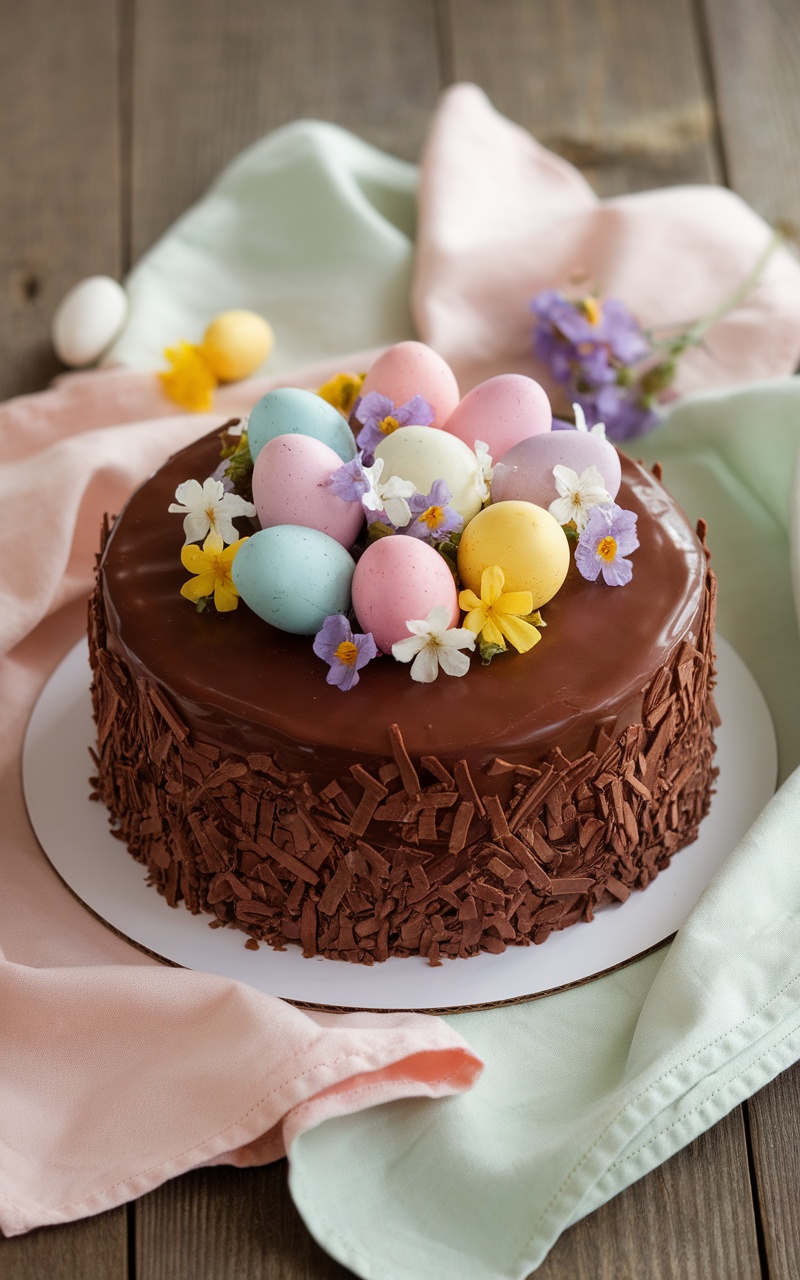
[358,341,460,428]
[491,430,621,507]
[352,536,459,654]
[252,434,363,549]
[442,374,552,456]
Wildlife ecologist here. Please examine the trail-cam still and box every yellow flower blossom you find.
[180,531,248,612]
[458,565,541,654]
[160,342,218,412]
[317,371,366,417]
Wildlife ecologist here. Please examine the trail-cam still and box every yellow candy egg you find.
[201,310,274,382]
[457,500,570,608]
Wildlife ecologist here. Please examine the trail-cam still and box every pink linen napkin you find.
[0,362,481,1238]
[414,84,800,402]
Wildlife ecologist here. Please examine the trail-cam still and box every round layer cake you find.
[89,429,718,964]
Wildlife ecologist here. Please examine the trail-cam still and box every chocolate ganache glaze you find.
[89,429,719,964]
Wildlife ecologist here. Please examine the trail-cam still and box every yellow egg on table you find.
[201,310,274,382]
[457,500,570,609]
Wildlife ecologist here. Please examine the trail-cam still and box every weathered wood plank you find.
[746,1064,800,1280]
[0,1208,128,1280]
[129,0,441,261]
[0,0,121,400]
[532,1108,762,1279]
[705,1,800,1257]
[702,0,800,225]
[135,1162,356,1279]
[439,0,721,195]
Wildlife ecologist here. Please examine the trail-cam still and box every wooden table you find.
[2,2,799,1276]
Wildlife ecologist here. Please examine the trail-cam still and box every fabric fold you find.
[414,84,800,400]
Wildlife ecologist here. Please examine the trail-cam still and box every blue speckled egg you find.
[232,525,355,634]
[247,388,357,464]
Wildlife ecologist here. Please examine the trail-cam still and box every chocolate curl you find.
[388,723,420,796]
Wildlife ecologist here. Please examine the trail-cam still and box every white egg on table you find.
[51,276,128,367]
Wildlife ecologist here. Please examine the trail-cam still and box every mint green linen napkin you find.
[106,119,418,373]
[288,379,800,1279]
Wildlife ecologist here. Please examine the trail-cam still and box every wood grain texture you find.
[135,1162,356,1279]
[0,0,121,400]
[129,0,441,261]
[439,0,721,195]
[747,1064,800,1280]
[0,1208,128,1280]
[702,0,800,225]
[532,1109,762,1280]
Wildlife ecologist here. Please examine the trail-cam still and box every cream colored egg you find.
[202,310,274,382]
[51,275,128,367]
[457,500,570,609]
[374,425,483,523]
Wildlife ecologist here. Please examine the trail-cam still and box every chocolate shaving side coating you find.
[88,438,719,965]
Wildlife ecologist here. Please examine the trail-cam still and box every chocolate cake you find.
[88,427,718,965]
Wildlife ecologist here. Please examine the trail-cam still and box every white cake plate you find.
[22,635,775,1013]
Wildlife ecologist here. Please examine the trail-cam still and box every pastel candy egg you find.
[492,429,621,507]
[202,310,274,382]
[358,341,460,427]
[232,525,354,634]
[374,425,483,523]
[51,275,128,367]
[352,536,459,654]
[252,434,363,549]
[442,375,551,456]
[248,388,357,465]
[457,501,570,609]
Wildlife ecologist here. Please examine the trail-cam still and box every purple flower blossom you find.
[354,392,434,459]
[575,503,639,586]
[574,387,660,441]
[312,614,378,691]
[324,454,371,503]
[530,290,659,441]
[401,479,463,542]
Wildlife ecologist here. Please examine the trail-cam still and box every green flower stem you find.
[645,227,786,359]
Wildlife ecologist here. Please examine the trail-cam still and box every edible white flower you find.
[549,464,612,532]
[474,439,494,504]
[361,458,417,528]
[573,402,607,437]
[392,606,476,684]
[168,476,257,546]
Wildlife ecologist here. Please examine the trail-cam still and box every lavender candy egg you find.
[491,430,621,508]
[232,526,355,635]
[252,434,364,549]
[352,536,459,655]
[442,374,551,457]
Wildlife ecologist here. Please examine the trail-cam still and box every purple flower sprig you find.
[402,479,463,543]
[354,392,434,460]
[575,503,639,586]
[531,291,659,441]
[312,614,378,691]
[531,230,786,441]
